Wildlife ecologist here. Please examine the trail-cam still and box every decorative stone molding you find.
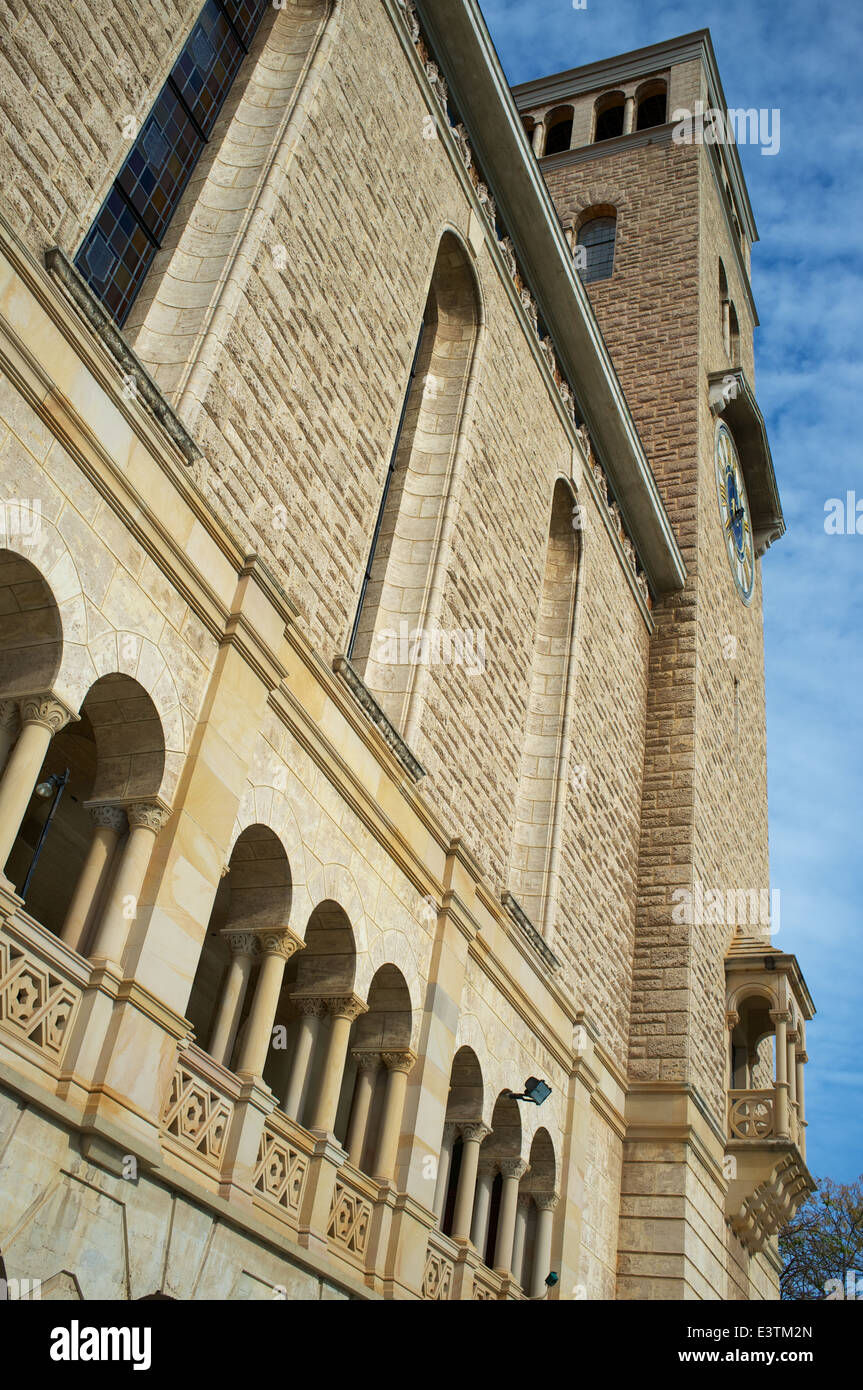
[256,927,303,961]
[0,933,81,1061]
[162,1061,234,1166]
[44,246,202,465]
[88,804,127,835]
[351,1048,383,1072]
[254,1127,308,1217]
[19,694,73,735]
[126,802,172,835]
[221,929,259,958]
[422,1246,454,1300]
[323,993,368,1023]
[534,1192,560,1213]
[459,1121,492,1145]
[292,994,326,1018]
[327,1178,372,1257]
[332,655,426,780]
[0,700,20,738]
[500,1158,530,1182]
[501,891,561,972]
[381,1048,417,1074]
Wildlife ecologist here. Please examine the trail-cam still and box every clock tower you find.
[514,31,807,1298]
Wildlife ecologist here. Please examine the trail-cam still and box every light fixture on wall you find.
[21,768,70,899]
[507,1077,552,1106]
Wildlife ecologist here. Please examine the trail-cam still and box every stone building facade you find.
[0,0,812,1300]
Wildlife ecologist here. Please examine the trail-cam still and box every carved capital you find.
[256,927,303,961]
[126,802,171,835]
[323,993,368,1023]
[535,1192,560,1213]
[517,1192,534,1209]
[381,1048,416,1075]
[459,1121,492,1146]
[19,693,73,734]
[500,1157,530,1182]
[770,1009,792,1026]
[351,1049,383,1074]
[726,1009,740,1030]
[797,1050,809,1065]
[0,698,20,737]
[221,930,259,959]
[291,994,326,1018]
[88,804,127,835]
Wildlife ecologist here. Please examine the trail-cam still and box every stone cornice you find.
[501,891,561,973]
[332,656,426,781]
[408,0,686,596]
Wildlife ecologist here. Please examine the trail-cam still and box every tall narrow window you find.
[636,85,667,130]
[74,0,268,325]
[719,260,731,356]
[348,233,480,734]
[509,481,580,932]
[594,94,625,142]
[577,213,616,283]
[543,107,574,155]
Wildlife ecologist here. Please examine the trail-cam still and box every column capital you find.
[797,1050,809,1064]
[458,1121,491,1145]
[351,1048,383,1073]
[534,1192,560,1213]
[87,804,127,834]
[516,1192,534,1209]
[125,801,171,834]
[725,1009,739,1029]
[500,1157,530,1182]
[380,1048,416,1074]
[770,1009,792,1026]
[220,929,260,959]
[19,692,74,733]
[254,926,303,961]
[322,993,368,1023]
[291,993,327,1018]
[0,699,20,736]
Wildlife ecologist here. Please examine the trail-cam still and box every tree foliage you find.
[780,1175,863,1299]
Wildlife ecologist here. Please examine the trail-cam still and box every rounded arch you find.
[635,79,667,130]
[728,982,778,1016]
[526,1126,557,1195]
[84,673,165,803]
[353,963,412,1051]
[445,1044,485,1124]
[0,548,63,698]
[593,90,626,142]
[231,777,310,914]
[486,1090,523,1162]
[362,929,423,1044]
[295,898,357,995]
[543,105,574,156]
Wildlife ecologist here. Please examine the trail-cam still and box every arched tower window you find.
[74,0,269,325]
[719,260,730,356]
[348,232,480,734]
[593,92,625,142]
[636,82,667,130]
[576,212,617,284]
[509,480,580,933]
[543,107,574,155]
[729,302,740,366]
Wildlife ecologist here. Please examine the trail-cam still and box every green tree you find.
[780,1175,863,1299]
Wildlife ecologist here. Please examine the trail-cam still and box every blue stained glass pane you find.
[83,229,116,284]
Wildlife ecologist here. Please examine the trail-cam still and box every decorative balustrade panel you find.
[421,1235,455,1301]
[729,1089,776,1140]
[327,1176,373,1261]
[472,1266,503,1300]
[254,1125,309,1220]
[0,930,81,1064]
[162,1054,235,1167]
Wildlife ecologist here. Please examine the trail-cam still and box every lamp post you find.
[21,768,70,900]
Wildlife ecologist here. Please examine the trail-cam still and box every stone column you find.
[470,1159,496,1255]
[787,1030,798,1137]
[345,1050,381,1168]
[309,994,368,1135]
[796,1049,808,1157]
[375,1049,416,1184]
[451,1121,491,1242]
[494,1158,530,1275]
[0,699,20,775]
[283,996,325,1121]
[0,694,71,875]
[235,929,303,1078]
[771,1010,791,1138]
[512,1193,532,1288]
[209,930,259,1067]
[531,121,545,156]
[530,1193,559,1297]
[60,805,127,953]
[623,94,636,134]
[88,802,171,964]
[433,1121,457,1224]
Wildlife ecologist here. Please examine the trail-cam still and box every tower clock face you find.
[714,421,754,605]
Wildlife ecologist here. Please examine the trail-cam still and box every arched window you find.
[719,260,731,356]
[729,302,740,366]
[543,107,574,155]
[636,84,667,130]
[593,92,625,142]
[74,0,269,324]
[509,481,580,934]
[348,232,480,734]
[577,213,617,283]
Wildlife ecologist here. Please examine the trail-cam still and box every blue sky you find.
[479,0,863,1184]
